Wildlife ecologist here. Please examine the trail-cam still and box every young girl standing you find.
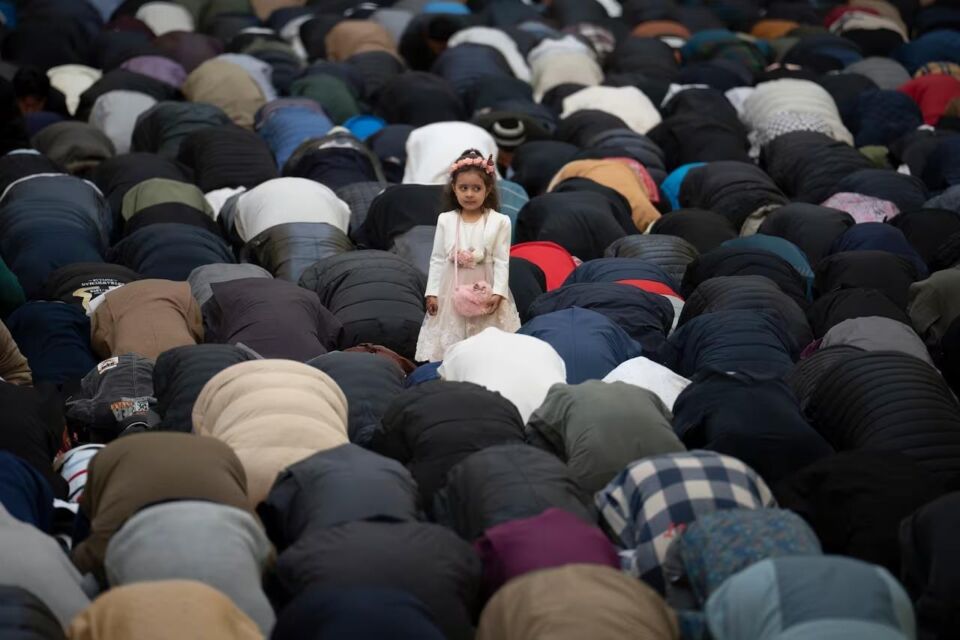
[415,149,521,362]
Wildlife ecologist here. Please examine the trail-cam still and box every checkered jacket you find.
[595,450,776,592]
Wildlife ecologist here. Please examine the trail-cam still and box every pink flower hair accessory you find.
[449,155,496,176]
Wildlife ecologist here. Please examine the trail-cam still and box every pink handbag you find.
[452,215,496,317]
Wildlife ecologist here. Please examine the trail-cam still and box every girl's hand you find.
[426,296,439,316]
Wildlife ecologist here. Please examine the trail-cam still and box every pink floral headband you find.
[449,155,495,176]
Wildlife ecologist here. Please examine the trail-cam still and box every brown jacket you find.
[71,432,250,584]
[548,159,661,232]
[324,20,398,61]
[0,320,31,385]
[477,564,679,640]
[91,280,202,361]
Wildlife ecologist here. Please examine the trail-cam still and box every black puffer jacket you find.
[775,451,944,575]
[806,287,912,337]
[900,492,960,640]
[307,351,405,447]
[433,444,595,542]
[371,381,525,510]
[786,345,865,410]
[673,370,833,485]
[110,223,235,281]
[353,184,444,250]
[258,444,421,551]
[679,160,788,231]
[805,351,960,480]
[152,344,258,432]
[680,275,813,349]
[243,222,353,283]
[515,191,629,262]
[43,263,139,312]
[649,208,738,254]
[814,250,918,309]
[762,131,872,203]
[661,309,797,378]
[681,246,809,308]
[604,235,699,287]
[176,125,278,192]
[299,251,426,360]
[131,101,233,160]
[268,519,480,640]
[758,203,856,266]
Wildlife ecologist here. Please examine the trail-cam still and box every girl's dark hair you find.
[440,148,500,212]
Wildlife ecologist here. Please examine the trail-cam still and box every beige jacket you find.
[192,360,349,507]
[324,20,398,61]
[549,159,661,232]
[90,280,202,361]
[182,59,267,129]
[477,564,679,640]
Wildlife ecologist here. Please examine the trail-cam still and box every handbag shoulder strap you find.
[453,213,460,287]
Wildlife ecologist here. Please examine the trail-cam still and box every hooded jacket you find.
[5,302,98,387]
[130,101,233,160]
[908,268,960,346]
[182,58,267,129]
[678,161,788,232]
[516,191,629,262]
[0,504,90,627]
[900,492,960,640]
[673,371,833,485]
[306,351,405,447]
[433,444,594,542]
[682,246,809,308]
[761,131,873,205]
[299,251,425,360]
[0,174,110,298]
[372,380,525,509]
[67,580,262,640]
[815,250,918,309]
[650,208,738,255]
[71,432,250,585]
[43,263,139,313]
[90,279,202,361]
[259,443,420,550]
[605,235,699,287]
[663,310,797,378]
[596,451,776,591]
[670,509,822,608]
[271,586,445,640]
[437,328,566,424]
[152,344,258,433]
[807,287,912,338]
[528,282,674,354]
[528,381,685,494]
[705,556,916,640]
[269,519,480,640]
[203,277,342,361]
[547,159,661,232]
[475,509,620,600]
[104,501,275,634]
[820,316,933,365]
[232,177,351,240]
[192,359,348,508]
[517,308,643,384]
[680,275,812,350]
[477,564,679,640]
[805,351,960,481]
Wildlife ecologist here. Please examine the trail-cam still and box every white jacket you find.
[402,122,499,185]
[562,86,663,135]
[439,327,567,423]
[425,210,512,299]
[234,177,351,240]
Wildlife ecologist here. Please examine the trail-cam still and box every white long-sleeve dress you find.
[415,210,521,362]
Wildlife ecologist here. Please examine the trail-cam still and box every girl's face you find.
[454,170,489,214]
